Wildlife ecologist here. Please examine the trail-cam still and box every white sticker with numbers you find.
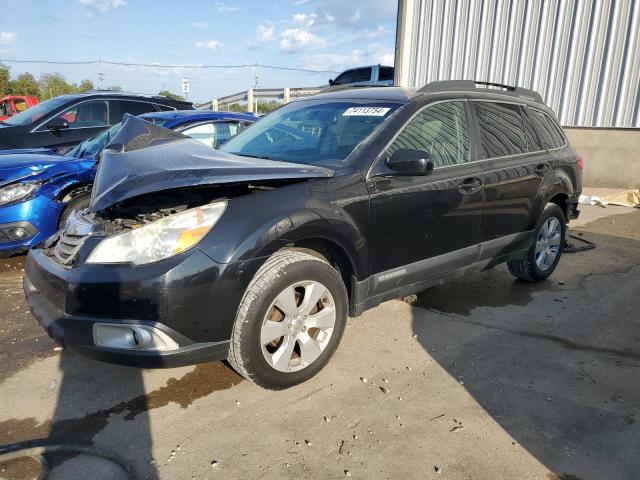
[342,107,391,116]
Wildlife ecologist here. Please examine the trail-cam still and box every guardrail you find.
[196,86,327,112]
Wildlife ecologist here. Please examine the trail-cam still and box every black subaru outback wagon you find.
[24,80,582,389]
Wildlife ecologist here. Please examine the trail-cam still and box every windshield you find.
[67,122,123,159]
[3,96,71,126]
[220,100,401,167]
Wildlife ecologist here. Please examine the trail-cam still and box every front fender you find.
[197,175,369,280]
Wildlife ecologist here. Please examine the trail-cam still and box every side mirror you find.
[329,78,335,86]
[386,148,434,176]
[46,117,70,131]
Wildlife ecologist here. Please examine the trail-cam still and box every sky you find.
[0,0,398,103]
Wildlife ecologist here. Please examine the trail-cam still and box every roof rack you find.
[418,80,543,103]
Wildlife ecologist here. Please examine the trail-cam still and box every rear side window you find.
[379,67,394,81]
[474,102,527,158]
[530,109,566,149]
[387,101,470,168]
[333,68,372,85]
[118,101,158,117]
[155,104,176,112]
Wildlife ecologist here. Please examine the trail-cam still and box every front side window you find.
[180,122,217,147]
[54,100,109,128]
[3,96,70,126]
[220,101,401,168]
[475,102,528,158]
[387,101,470,168]
[68,122,123,159]
[530,110,566,149]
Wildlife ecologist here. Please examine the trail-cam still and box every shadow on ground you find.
[411,211,640,480]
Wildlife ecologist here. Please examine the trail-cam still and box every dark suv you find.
[0,92,193,151]
[24,81,582,389]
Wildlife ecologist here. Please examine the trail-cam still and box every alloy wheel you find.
[260,281,336,373]
[535,217,562,271]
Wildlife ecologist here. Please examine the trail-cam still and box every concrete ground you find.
[0,205,639,480]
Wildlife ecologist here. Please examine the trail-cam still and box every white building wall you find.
[395,0,640,128]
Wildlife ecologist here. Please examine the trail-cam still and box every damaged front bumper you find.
[23,246,260,368]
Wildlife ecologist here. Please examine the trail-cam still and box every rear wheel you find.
[508,203,566,282]
[228,250,348,389]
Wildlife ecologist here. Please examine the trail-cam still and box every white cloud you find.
[195,40,224,50]
[301,44,394,72]
[292,0,311,4]
[192,21,209,29]
[78,0,126,14]
[0,32,17,45]
[280,28,326,52]
[214,2,239,12]
[245,23,275,48]
[292,13,317,27]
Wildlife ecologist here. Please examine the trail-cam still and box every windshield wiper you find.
[233,153,276,161]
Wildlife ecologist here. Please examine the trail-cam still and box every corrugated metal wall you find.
[399,0,640,128]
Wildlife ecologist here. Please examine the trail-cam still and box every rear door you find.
[368,100,484,294]
[471,100,550,247]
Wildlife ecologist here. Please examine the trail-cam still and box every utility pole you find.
[253,63,259,115]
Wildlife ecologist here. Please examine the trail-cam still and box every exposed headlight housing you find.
[0,182,40,206]
[86,201,227,265]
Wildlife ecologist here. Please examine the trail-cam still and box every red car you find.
[0,95,39,121]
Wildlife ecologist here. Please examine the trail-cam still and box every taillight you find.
[576,153,584,173]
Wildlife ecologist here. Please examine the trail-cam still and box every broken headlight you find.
[86,201,227,265]
[0,182,40,206]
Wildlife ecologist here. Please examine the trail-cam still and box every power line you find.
[0,58,340,74]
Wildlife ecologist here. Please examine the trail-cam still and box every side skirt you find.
[350,231,533,316]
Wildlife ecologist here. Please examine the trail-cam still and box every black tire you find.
[508,203,566,282]
[58,194,91,229]
[228,250,348,389]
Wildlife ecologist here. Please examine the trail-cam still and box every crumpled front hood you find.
[0,154,77,186]
[90,115,334,212]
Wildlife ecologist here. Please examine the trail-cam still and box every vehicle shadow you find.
[410,222,640,480]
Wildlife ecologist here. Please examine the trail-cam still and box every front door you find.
[29,99,111,149]
[367,100,484,295]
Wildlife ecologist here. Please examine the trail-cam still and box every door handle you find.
[458,177,482,194]
[534,164,550,175]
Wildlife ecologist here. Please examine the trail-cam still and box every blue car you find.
[0,110,256,257]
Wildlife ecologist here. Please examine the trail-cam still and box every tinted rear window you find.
[334,68,372,85]
[530,109,566,149]
[379,67,394,81]
[474,102,527,158]
[118,100,158,117]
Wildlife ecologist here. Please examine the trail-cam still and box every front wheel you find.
[228,250,348,389]
[508,203,566,282]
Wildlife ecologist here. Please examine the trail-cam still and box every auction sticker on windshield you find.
[342,107,391,116]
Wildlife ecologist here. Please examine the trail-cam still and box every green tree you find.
[0,64,12,96]
[158,89,185,101]
[257,100,281,114]
[76,79,94,93]
[226,103,245,113]
[39,73,75,99]
[12,73,40,97]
